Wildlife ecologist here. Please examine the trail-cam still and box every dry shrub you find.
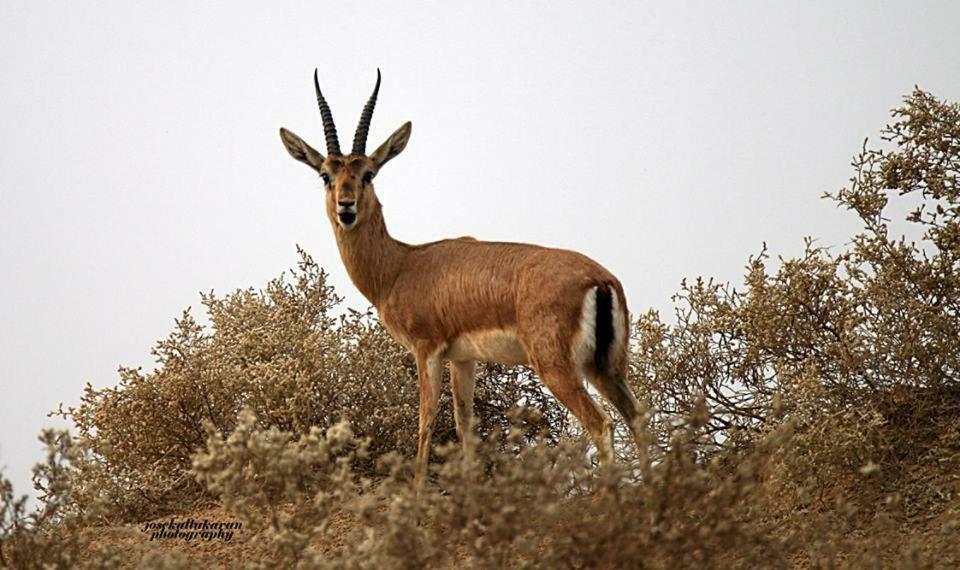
[630,89,960,503]
[191,409,368,568]
[0,430,86,569]
[0,431,191,569]
[187,404,797,569]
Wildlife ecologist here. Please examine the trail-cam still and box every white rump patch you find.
[571,287,599,375]
[610,290,627,367]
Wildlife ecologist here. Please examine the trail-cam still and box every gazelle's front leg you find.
[414,350,443,489]
[449,360,477,448]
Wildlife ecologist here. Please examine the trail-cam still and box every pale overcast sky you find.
[2,1,959,499]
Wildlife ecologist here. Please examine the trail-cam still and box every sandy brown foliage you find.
[2,88,960,568]
[184,403,798,569]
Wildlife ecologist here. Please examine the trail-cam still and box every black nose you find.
[338,200,355,208]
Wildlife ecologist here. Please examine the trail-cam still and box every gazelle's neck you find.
[333,201,408,306]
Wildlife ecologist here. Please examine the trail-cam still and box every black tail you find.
[594,285,615,373]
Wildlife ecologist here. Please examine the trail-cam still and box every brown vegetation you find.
[2,88,959,568]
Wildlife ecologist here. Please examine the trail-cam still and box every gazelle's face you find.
[320,155,378,231]
[280,120,412,234]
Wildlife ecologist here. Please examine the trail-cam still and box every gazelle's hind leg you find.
[449,360,477,447]
[414,350,443,489]
[534,361,614,465]
[586,361,645,453]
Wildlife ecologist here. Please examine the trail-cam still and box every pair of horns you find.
[313,68,381,156]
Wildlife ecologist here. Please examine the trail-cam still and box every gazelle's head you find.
[280,69,411,232]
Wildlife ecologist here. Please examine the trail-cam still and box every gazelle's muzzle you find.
[336,202,357,228]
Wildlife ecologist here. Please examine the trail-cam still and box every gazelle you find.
[280,70,644,483]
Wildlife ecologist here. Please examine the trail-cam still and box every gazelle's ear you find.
[370,122,411,169]
[279,128,325,172]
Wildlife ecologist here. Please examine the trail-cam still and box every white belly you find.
[444,329,529,365]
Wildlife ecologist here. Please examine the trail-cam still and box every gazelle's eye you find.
[320,173,330,186]
[362,171,374,185]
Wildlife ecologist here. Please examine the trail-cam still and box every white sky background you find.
[2,1,959,499]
